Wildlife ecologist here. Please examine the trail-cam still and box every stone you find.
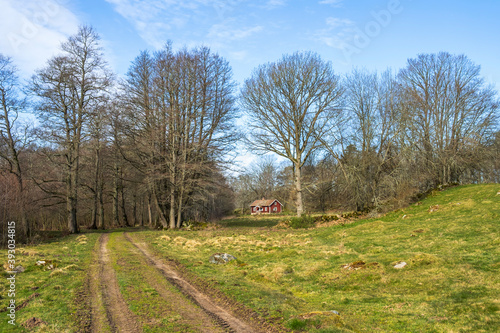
[209,253,237,264]
[36,260,46,266]
[394,261,407,269]
[330,310,340,315]
[13,265,25,273]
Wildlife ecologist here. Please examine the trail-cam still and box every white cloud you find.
[230,50,248,61]
[104,0,176,48]
[319,0,344,6]
[105,0,249,48]
[265,0,286,9]
[326,17,355,29]
[208,24,263,41]
[315,16,356,50]
[0,0,80,77]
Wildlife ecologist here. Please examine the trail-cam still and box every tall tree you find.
[122,44,237,228]
[30,26,113,233]
[0,54,29,238]
[339,69,403,210]
[240,51,343,216]
[398,52,498,188]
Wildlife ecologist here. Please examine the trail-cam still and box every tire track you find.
[93,233,142,333]
[124,233,261,333]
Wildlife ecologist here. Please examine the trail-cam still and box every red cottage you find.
[250,198,283,215]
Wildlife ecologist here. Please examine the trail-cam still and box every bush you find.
[289,215,316,229]
[314,214,340,223]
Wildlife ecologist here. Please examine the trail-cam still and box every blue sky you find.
[0,0,499,169]
[1,0,499,90]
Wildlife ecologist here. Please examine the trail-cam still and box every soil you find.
[84,232,282,332]
[23,317,47,329]
[124,233,265,333]
[94,233,142,332]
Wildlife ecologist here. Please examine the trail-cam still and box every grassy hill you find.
[1,184,498,332]
[135,184,500,332]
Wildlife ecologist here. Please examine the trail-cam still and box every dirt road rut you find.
[91,234,142,332]
[88,232,264,332]
[124,233,259,333]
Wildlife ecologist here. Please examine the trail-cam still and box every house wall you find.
[270,201,282,213]
[251,201,282,214]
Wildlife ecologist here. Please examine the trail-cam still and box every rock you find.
[13,265,25,273]
[209,253,237,264]
[330,310,340,315]
[36,260,46,266]
[394,262,407,269]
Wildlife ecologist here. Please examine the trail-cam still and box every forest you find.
[1,25,499,243]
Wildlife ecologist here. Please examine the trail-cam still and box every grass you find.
[0,184,498,332]
[133,184,500,332]
[0,232,100,332]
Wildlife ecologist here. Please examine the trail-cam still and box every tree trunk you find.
[2,97,29,238]
[121,184,130,227]
[294,162,303,217]
[90,143,101,229]
[112,163,120,227]
[14,173,29,238]
[169,188,176,229]
[176,194,183,229]
[132,193,138,227]
[148,193,153,227]
[153,190,169,228]
[67,158,79,234]
[98,186,105,229]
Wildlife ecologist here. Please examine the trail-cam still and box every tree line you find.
[238,52,499,215]
[1,26,498,242]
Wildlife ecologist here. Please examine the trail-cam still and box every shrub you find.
[289,215,316,229]
[314,214,340,223]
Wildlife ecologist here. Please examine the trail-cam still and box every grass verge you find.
[0,232,100,332]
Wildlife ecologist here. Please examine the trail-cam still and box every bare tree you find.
[121,44,237,228]
[0,54,30,238]
[86,100,109,229]
[240,51,343,216]
[338,69,403,210]
[30,26,113,233]
[398,52,498,188]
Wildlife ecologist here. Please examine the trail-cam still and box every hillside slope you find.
[136,184,500,332]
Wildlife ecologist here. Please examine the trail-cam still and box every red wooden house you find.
[250,198,283,215]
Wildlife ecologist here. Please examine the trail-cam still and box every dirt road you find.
[87,232,266,332]
[92,233,142,332]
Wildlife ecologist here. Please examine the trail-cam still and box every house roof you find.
[250,199,281,207]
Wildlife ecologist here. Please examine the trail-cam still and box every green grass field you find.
[134,184,500,332]
[0,232,100,332]
[1,184,499,332]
